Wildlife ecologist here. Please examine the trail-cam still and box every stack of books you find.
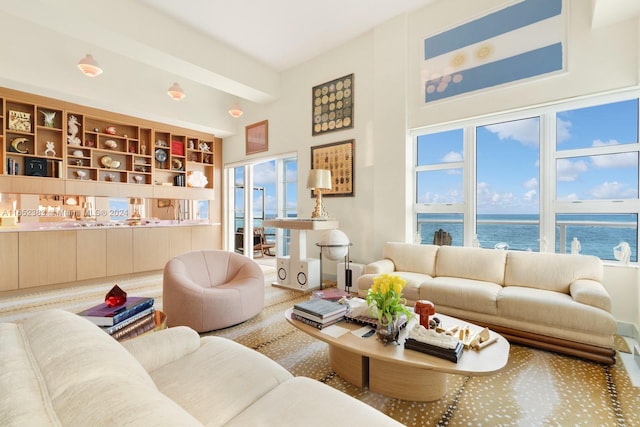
[291,298,347,329]
[77,296,156,341]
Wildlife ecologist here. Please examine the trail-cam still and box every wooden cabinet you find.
[1,88,217,200]
[19,230,76,288]
[133,227,170,272]
[77,229,107,280]
[192,225,216,250]
[106,228,133,276]
[169,226,192,258]
[1,224,216,293]
[0,232,18,291]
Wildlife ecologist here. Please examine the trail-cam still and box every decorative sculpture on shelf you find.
[613,242,631,264]
[67,115,82,145]
[41,111,56,127]
[44,141,56,157]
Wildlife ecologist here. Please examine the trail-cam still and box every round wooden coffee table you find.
[285,309,509,401]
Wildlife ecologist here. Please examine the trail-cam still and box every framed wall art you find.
[245,120,269,155]
[310,139,354,197]
[312,74,353,136]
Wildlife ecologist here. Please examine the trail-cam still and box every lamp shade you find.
[167,82,186,100]
[306,169,332,190]
[78,54,102,77]
[228,103,243,118]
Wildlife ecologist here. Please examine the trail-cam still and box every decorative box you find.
[25,157,48,177]
[8,110,32,132]
[171,140,184,156]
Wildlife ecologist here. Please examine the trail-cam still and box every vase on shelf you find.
[376,315,401,346]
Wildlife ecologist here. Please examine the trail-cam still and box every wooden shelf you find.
[0,87,218,198]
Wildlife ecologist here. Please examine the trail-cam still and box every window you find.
[476,117,540,251]
[413,92,640,261]
[414,130,465,244]
[226,155,297,256]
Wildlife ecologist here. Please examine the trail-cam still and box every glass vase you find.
[376,315,401,345]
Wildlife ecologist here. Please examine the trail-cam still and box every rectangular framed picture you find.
[310,139,354,197]
[245,120,269,155]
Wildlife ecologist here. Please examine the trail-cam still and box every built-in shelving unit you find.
[0,87,219,200]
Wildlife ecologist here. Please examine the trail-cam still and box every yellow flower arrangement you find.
[365,273,414,325]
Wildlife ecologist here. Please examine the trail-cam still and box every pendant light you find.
[167,82,186,100]
[78,54,103,77]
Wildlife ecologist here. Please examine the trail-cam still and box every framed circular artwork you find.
[312,74,354,136]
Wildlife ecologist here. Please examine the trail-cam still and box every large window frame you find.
[412,90,640,262]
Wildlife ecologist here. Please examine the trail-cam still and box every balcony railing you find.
[417,217,636,261]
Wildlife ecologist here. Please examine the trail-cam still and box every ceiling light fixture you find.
[167,82,186,100]
[77,54,103,77]
[228,103,243,118]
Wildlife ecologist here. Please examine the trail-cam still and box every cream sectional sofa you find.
[357,242,617,364]
[0,309,402,426]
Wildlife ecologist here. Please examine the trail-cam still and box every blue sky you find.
[417,99,639,214]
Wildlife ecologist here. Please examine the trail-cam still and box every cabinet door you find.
[133,227,169,272]
[19,230,76,288]
[107,228,133,276]
[191,225,216,250]
[77,229,107,280]
[169,226,191,258]
[0,233,19,291]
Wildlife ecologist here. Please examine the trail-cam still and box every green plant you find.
[365,274,414,325]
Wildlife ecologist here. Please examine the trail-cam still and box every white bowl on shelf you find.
[72,150,83,157]
[133,175,143,184]
[75,170,87,180]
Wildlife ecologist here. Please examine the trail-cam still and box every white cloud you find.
[523,189,537,202]
[590,152,637,169]
[558,193,579,201]
[523,177,538,190]
[556,118,572,144]
[556,158,588,181]
[587,181,637,199]
[477,181,515,207]
[418,188,462,204]
[442,151,463,162]
[485,119,539,147]
[253,161,276,185]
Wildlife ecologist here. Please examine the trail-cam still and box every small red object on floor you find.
[104,284,127,307]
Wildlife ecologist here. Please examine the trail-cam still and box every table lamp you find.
[307,169,332,218]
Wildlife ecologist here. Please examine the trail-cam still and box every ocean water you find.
[236,213,637,262]
[419,213,637,262]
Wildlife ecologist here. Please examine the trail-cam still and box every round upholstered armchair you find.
[163,250,265,332]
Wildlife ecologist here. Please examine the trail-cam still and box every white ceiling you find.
[139,0,439,71]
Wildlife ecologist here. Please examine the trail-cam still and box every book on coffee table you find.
[404,338,464,363]
[293,298,346,319]
[77,297,154,326]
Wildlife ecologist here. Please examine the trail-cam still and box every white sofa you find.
[357,243,617,364]
[0,309,403,426]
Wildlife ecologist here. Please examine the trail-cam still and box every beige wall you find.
[221,0,640,333]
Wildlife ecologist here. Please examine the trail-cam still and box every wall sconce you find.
[167,82,186,100]
[77,54,103,77]
[228,103,243,118]
[307,169,332,219]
